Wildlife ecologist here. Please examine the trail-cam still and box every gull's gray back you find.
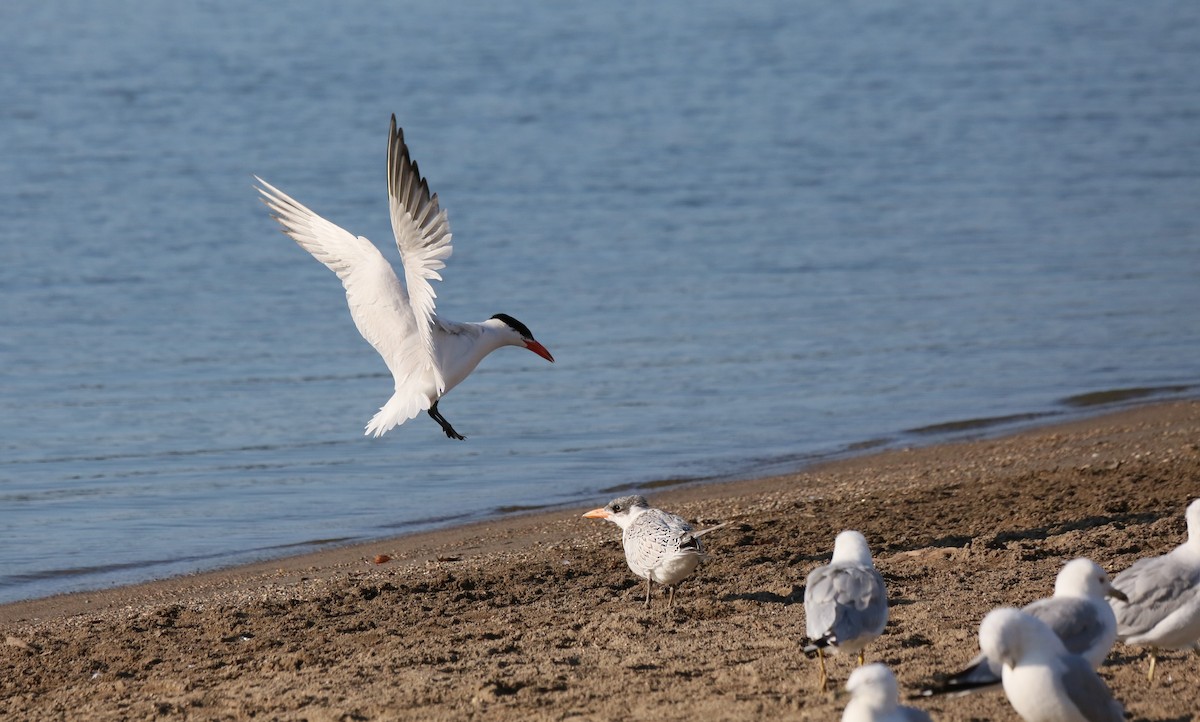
[897,706,934,722]
[1111,554,1200,636]
[1060,654,1125,722]
[1025,596,1114,665]
[805,562,888,643]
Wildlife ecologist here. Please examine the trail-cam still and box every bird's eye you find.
[611,504,622,512]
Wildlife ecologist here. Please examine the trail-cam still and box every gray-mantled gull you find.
[842,663,932,722]
[920,558,1125,696]
[803,530,889,689]
[582,495,727,607]
[1109,497,1200,680]
[979,607,1124,722]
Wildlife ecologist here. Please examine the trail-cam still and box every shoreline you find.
[1,398,1194,626]
[3,399,1199,719]
[4,386,1193,615]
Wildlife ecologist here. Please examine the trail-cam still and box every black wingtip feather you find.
[801,636,834,658]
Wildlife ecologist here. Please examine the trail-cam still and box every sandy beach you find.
[2,400,1198,721]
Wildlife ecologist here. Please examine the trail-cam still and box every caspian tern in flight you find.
[254,116,554,440]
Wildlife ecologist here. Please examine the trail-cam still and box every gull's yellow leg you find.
[817,648,828,690]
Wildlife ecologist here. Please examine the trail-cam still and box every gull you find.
[920,558,1125,696]
[842,664,932,722]
[978,607,1124,722]
[254,116,554,440]
[1109,497,1200,680]
[582,495,727,607]
[803,530,889,690]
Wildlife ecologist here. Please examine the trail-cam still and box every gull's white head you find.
[582,495,651,530]
[1054,558,1126,601]
[979,607,1066,669]
[1187,498,1200,548]
[831,530,874,566]
[845,663,899,707]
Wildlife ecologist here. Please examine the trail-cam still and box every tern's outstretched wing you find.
[387,115,453,390]
[254,176,438,432]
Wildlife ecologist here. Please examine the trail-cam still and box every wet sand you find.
[3,400,1199,720]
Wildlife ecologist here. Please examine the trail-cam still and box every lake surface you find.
[1,0,1198,604]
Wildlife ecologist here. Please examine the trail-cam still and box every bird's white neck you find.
[435,320,520,395]
[1052,577,1092,599]
[831,533,873,566]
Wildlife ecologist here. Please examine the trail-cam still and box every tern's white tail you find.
[364,390,426,438]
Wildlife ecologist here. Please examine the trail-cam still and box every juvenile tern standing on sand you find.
[842,664,931,722]
[255,116,554,440]
[1108,497,1200,680]
[803,530,889,690]
[582,496,727,608]
[978,607,1124,722]
[921,558,1124,696]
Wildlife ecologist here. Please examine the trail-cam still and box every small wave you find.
[0,438,349,468]
[904,412,1059,436]
[599,475,710,495]
[1059,384,1193,408]
[493,502,558,513]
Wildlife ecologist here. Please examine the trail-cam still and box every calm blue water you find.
[1,1,1198,604]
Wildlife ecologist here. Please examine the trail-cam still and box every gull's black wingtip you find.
[909,679,950,700]
[911,672,996,699]
[801,637,830,659]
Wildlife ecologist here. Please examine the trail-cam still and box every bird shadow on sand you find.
[982,511,1163,550]
[805,532,973,560]
[720,584,805,605]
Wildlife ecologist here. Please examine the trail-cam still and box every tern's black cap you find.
[491,313,534,339]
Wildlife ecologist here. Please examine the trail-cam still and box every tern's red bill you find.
[525,339,555,363]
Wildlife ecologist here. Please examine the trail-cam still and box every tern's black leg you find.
[645,577,653,608]
[427,401,465,440]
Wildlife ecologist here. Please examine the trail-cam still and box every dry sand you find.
[3,400,1199,721]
